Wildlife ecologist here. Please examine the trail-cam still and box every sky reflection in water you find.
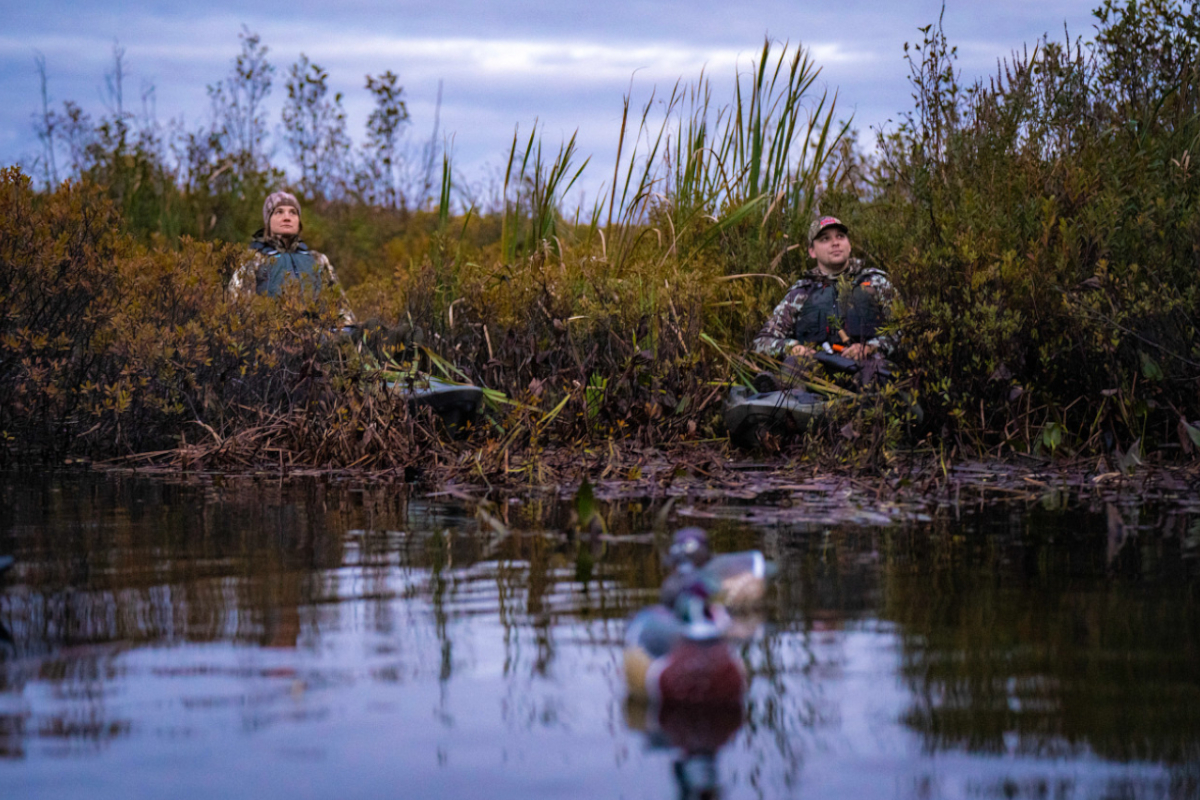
[0,472,1196,799]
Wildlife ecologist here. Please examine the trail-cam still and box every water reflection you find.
[0,471,1194,798]
[625,697,744,799]
[885,505,1200,766]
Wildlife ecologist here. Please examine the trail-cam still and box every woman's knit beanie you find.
[263,191,301,235]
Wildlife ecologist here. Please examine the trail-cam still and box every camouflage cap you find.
[263,191,301,234]
[807,215,848,244]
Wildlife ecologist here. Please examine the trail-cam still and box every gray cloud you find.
[3,1,1102,203]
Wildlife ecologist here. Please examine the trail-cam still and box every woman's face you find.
[269,205,300,237]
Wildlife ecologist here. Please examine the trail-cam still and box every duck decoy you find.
[660,527,776,611]
[625,578,747,706]
[646,591,747,707]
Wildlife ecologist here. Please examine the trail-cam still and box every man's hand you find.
[788,343,816,357]
[842,343,876,360]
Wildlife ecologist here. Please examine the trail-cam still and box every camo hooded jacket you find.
[227,230,357,327]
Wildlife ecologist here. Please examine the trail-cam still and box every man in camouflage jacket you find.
[227,191,356,328]
[752,215,893,361]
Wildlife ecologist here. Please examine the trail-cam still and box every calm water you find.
[0,471,1197,799]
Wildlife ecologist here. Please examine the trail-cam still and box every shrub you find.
[842,2,1200,455]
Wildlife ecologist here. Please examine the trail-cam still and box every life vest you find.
[792,271,884,345]
[250,238,325,299]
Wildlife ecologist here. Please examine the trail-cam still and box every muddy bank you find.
[94,444,1200,530]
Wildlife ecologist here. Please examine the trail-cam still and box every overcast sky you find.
[1,0,1104,206]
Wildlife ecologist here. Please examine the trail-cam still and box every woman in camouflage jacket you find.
[227,191,356,328]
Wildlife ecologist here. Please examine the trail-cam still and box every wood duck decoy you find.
[660,527,776,611]
[624,581,747,706]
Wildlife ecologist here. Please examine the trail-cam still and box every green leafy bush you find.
[839,1,1200,455]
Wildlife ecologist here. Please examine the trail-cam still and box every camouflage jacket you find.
[752,259,895,358]
[228,230,357,327]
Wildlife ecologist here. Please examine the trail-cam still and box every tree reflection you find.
[882,505,1200,765]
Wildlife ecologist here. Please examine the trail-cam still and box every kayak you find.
[723,384,829,448]
[724,352,871,447]
[388,375,484,433]
[724,351,923,447]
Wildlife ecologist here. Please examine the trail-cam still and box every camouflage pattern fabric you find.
[228,231,357,328]
[752,259,895,358]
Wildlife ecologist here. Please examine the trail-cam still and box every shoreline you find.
[71,446,1200,526]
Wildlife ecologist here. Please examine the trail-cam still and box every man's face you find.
[808,227,850,273]
[269,205,300,237]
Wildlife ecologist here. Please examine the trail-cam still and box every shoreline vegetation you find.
[2,2,1199,490]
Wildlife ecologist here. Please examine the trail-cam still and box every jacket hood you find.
[251,228,308,253]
